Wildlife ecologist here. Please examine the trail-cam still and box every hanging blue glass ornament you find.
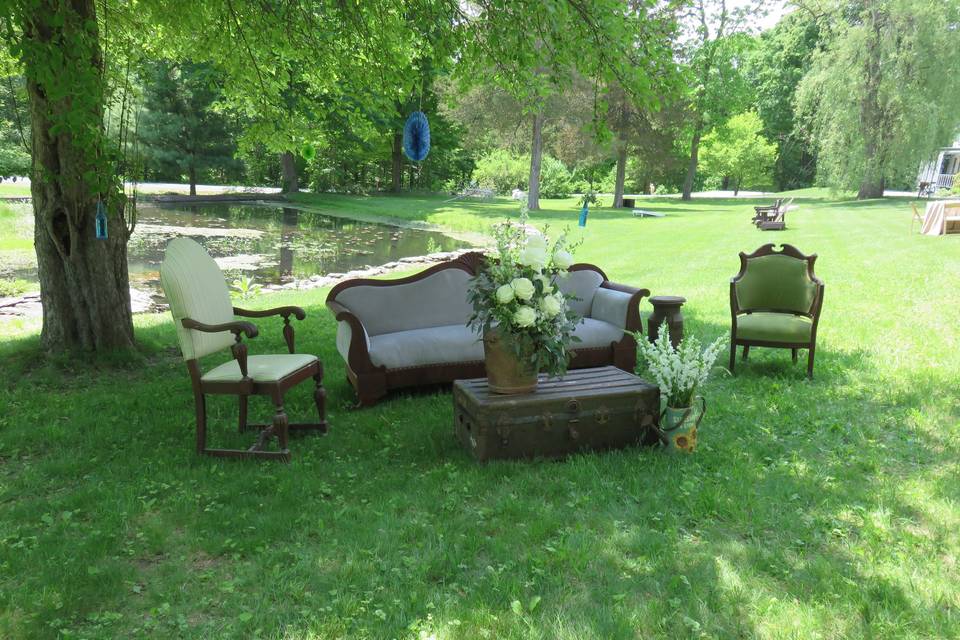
[403,111,431,162]
[95,199,108,240]
[579,204,589,227]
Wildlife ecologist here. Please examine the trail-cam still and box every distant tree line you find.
[2,1,957,206]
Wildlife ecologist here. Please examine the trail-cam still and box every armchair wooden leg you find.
[194,392,207,455]
[807,346,816,379]
[742,345,750,361]
[313,370,329,433]
[791,348,798,364]
[729,342,736,374]
[238,395,249,433]
[273,403,289,453]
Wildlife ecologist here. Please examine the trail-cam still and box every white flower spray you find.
[634,322,725,408]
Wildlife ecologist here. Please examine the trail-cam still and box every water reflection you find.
[125,202,469,296]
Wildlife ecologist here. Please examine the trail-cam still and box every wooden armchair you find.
[160,238,328,461]
[752,199,782,225]
[911,202,924,233]
[729,244,825,378]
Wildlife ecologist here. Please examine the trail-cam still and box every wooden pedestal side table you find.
[453,366,660,462]
[647,295,686,347]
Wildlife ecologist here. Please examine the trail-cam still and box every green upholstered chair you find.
[160,238,328,461]
[729,243,824,378]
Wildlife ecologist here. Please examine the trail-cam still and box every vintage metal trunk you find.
[453,367,660,462]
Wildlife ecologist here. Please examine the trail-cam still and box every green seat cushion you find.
[735,312,812,344]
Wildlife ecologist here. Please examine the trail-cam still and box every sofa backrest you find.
[556,268,605,317]
[333,267,474,336]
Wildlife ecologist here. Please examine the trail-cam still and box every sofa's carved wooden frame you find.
[729,243,825,379]
[326,251,650,406]
[184,305,328,462]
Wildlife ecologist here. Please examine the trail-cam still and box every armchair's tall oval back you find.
[160,238,235,361]
[734,253,818,315]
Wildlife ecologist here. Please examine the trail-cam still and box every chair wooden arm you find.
[233,306,305,353]
[326,299,377,374]
[600,281,650,332]
[181,318,258,379]
[181,317,259,339]
[234,306,306,321]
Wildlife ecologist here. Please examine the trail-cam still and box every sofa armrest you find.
[327,299,376,373]
[593,282,650,332]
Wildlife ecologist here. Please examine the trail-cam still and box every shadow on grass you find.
[2,307,959,637]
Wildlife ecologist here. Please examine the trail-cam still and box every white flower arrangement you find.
[634,323,726,408]
[468,206,581,377]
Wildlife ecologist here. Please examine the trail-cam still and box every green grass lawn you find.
[2,192,960,639]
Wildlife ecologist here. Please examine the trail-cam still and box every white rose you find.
[518,246,547,270]
[513,305,537,328]
[535,273,554,294]
[525,233,548,251]
[510,277,535,301]
[495,284,515,304]
[553,249,574,270]
[539,294,564,318]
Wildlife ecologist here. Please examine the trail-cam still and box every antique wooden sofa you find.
[326,252,651,406]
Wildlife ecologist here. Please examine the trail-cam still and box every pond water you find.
[0,202,462,300]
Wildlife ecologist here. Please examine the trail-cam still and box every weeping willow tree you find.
[796,0,960,199]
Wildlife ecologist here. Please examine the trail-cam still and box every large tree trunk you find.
[613,141,628,208]
[857,6,886,200]
[527,111,545,211]
[22,0,134,351]
[682,121,703,201]
[280,150,298,193]
[391,132,403,193]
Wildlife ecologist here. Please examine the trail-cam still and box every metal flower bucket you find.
[655,396,706,453]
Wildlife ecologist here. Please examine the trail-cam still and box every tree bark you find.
[613,141,628,208]
[391,132,403,193]
[23,0,134,351]
[527,111,545,211]
[682,121,703,201]
[857,5,886,200]
[280,150,298,193]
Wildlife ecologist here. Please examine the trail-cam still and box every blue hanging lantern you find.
[403,111,431,162]
[95,199,108,240]
[579,203,589,227]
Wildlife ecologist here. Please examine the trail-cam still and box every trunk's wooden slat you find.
[453,366,660,462]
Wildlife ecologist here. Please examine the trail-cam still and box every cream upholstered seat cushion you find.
[368,325,484,369]
[201,354,318,383]
[571,318,626,348]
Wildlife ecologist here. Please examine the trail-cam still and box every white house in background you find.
[918,136,960,192]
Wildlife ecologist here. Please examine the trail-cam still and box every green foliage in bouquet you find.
[468,207,582,378]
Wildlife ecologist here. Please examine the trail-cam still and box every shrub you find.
[654,183,676,195]
[472,150,529,194]
[0,279,31,297]
[538,155,573,199]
